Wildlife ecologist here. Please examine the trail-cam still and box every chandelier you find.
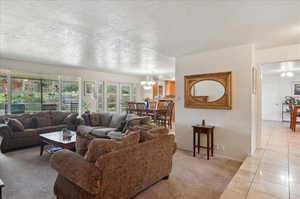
[141,76,156,90]
[280,71,294,77]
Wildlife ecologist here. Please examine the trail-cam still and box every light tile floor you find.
[220,120,300,199]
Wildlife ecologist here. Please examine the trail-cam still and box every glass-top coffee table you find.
[39,131,76,156]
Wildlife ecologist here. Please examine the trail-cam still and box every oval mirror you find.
[191,80,225,102]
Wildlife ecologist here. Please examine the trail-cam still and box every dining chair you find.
[291,105,300,132]
[149,102,157,110]
[288,102,294,129]
[166,101,175,128]
[136,102,146,116]
[127,102,136,114]
[157,101,168,110]
[146,102,157,121]
[156,101,174,128]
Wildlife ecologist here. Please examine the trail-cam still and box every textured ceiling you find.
[0,0,300,78]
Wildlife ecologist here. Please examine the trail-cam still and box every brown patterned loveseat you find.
[0,111,78,153]
[51,128,176,199]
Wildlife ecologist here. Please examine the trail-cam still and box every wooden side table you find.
[192,125,215,160]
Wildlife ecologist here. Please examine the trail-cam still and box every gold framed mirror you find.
[184,72,232,109]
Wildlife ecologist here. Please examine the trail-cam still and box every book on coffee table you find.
[47,147,63,153]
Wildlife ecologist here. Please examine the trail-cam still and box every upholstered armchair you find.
[51,133,176,199]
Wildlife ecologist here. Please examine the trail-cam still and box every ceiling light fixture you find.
[280,72,294,78]
[141,75,156,90]
[286,72,294,77]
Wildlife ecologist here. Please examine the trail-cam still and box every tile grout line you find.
[244,132,271,199]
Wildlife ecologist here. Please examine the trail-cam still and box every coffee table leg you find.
[40,142,45,156]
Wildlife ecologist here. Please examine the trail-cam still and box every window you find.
[11,78,42,113]
[0,76,8,115]
[42,79,59,110]
[97,82,104,112]
[106,83,118,112]
[61,81,79,112]
[120,84,131,113]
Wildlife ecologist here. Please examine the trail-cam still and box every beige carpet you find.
[0,147,240,199]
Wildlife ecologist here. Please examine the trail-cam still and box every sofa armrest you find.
[50,149,102,195]
[0,124,13,138]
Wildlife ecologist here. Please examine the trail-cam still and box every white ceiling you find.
[0,0,300,78]
[262,60,300,75]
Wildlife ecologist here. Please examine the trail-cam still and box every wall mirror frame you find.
[184,72,232,109]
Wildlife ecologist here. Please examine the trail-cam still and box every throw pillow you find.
[19,116,35,129]
[121,118,142,134]
[148,127,169,136]
[76,134,94,156]
[76,125,96,156]
[82,113,91,126]
[140,116,151,124]
[7,118,25,132]
[127,127,169,143]
[90,113,101,126]
[84,132,140,162]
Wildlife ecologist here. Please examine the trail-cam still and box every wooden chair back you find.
[149,102,157,110]
[157,101,168,110]
[127,102,136,113]
[136,102,146,110]
[291,104,300,132]
[166,101,175,117]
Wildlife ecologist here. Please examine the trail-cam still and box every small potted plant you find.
[62,128,72,140]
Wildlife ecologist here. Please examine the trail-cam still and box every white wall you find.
[176,44,254,161]
[262,74,300,121]
[257,44,300,64]
[0,58,144,112]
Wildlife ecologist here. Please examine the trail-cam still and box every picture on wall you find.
[292,82,300,96]
[84,81,95,96]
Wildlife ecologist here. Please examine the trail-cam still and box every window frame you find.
[105,82,119,113]
[119,83,132,113]
[97,81,104,112]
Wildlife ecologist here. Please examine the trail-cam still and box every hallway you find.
[221,120,300,199]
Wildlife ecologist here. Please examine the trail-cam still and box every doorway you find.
[259,60,300,145]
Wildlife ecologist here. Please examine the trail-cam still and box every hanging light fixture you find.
[286,72,294,77]
[280,71,294,77]
[141,75,156,90]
